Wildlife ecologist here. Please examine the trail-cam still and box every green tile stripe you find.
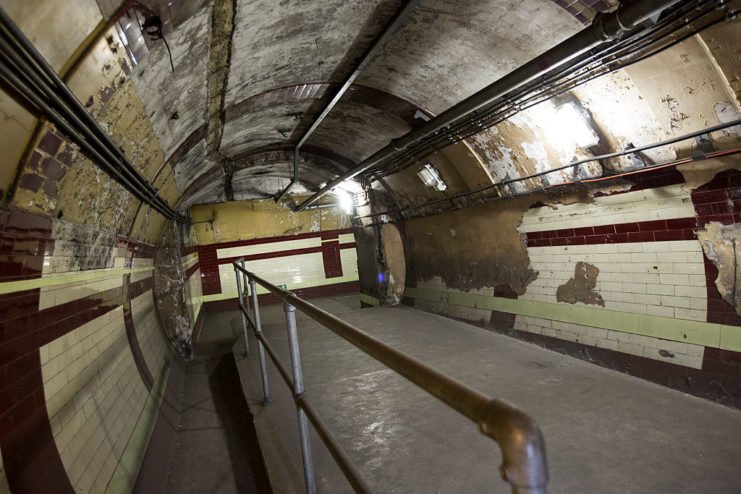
[105,359,170,494]
[0,266,155,295]
[405,286,741,352]
[359,293,380,306]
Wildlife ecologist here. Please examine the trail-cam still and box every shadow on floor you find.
[206,344,272,494]
[136,338,271,494]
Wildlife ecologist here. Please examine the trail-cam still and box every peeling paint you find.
[698,222,741,315]
[406,195,541,294]
[556,262,605,307]
[678,158,741,191]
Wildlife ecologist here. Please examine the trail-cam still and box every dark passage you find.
[167,341,270,493]
[137,339,270,494]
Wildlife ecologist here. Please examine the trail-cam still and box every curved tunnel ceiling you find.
[125,0,589,208]
[118,0,740,214]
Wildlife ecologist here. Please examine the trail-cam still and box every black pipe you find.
[0,60,178,219]
[357,119,741,218]
[0,8,185,222]
[369,0,733,179]
[274,0,422,202]
[296,0,687,210]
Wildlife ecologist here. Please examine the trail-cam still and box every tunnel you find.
[1,0,741,492]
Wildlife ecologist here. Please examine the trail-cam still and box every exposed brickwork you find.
[17,130,73,212]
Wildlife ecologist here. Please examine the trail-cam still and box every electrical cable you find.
[142,12,175,72]
[357,116,741,221]
[0,7,185,222]
[367,0,738,181]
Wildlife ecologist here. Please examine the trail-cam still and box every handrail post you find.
[234,265,249,355]
[284,301,316,494]
[250,277,271,405]
[240,258,250,317]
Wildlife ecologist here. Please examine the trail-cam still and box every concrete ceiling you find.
[122,0,587,207]
[118,0,740,213]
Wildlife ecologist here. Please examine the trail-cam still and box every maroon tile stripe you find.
[123,266,156,391]
[198,228,353,250]
[702,255,741,327]
[690,169,741,327]
[217,242,356,266]
[0,209,72,494]
[497,318,741,409]
[525,217,698,247]
[191,306,206,343]
[185,261,199,280]
[181,245,199,256]
[1,216,157,494]
[592,167,686,197]
[197,228,356,296]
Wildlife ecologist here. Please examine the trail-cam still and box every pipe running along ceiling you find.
[3,0,741,218]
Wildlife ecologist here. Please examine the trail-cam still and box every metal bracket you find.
[625,143,646,169]
[502,173,519,196]
[691,133,714,159]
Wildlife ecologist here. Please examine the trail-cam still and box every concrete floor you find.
[228,294,741,494]
[162,338,270,493]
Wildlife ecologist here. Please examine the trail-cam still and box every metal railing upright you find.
[233,259,549,494]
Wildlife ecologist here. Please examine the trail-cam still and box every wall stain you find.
[556,261,605,306]
[405,195,541,294]
[698,222,741,315]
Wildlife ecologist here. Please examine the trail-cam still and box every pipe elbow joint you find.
[477,399,548,492]
[391,137,407,152]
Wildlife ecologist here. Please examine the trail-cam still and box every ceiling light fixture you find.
[417,163,447,191]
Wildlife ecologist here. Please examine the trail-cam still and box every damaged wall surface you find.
[0,3,187,493]
[401,161,741,407]
[1,0,741,491]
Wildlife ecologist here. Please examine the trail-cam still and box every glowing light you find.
[337,190,354,214]
[378,272,385,283]
[529,100,598,149]
[417,163,447,191]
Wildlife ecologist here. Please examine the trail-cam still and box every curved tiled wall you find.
[0,210,174,493]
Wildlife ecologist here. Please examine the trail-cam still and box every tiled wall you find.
[181,247,203,328]
[404,167,741,407]
[132,291,169,381]
[0,209,172,493]
[199,229,359,308]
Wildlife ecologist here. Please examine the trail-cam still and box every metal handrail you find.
[233,259,548,493]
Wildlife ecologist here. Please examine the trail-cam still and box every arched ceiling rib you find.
[132,0,583,208]
[118,0,741,214]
